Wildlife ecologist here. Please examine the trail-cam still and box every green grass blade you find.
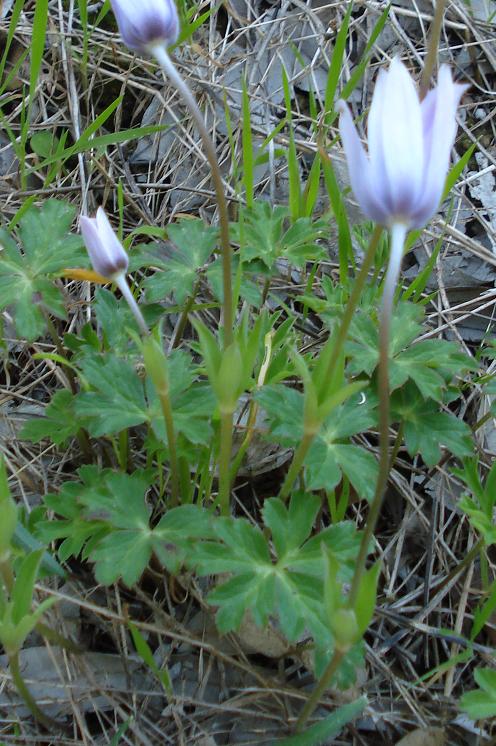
[287,129,302,220]
[321,151,354,281]
[324,2,352,123]
[242,76,254,208]
[303,154,321,217]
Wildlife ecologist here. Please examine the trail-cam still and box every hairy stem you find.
[295,647,346,731]
[115,274,149,336]
[348,223,407,607]
[279,226,383,500]
[152,46,233,348]
[323,225,383,387]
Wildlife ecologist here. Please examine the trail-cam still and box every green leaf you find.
[93,288,143,351]
[347,303,475,400]
[276,696,367,746]
[206,252,262,307]
[13,523,65,578]
[393,385,473,466]
[255,384,304,446]
[40,466,213,586]
[75,354,148,436]
[262,492,321,558]
[20,390,80,446]
[153,505,214,574]
[147,349,215,445]
[192,494,360,643]
[11,550,44,624]
[144,220,218,304]
[234,201,327,270]
[460,669,496,720]
[129,622,172,694]
[354,561,380,636]
[0,200,84,340]
[70,469,155,586]
[304,396,378,501]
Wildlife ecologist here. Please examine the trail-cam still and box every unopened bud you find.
[80,208,128,281]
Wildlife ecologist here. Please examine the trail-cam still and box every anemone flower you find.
[80,208,148,336]
[109,0,179,54]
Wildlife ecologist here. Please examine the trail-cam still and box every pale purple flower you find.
[80,208,149,335]
[80,207,129,280]
[109,0,179,53]
[338,59,468,230]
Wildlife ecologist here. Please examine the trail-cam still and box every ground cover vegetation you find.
[0,0,495,743]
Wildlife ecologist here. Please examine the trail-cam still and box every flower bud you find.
[80,207,129,281]
[330,608,360,651]
[338,58,468,230]
[143,334,169,396]
[109,0,179,54]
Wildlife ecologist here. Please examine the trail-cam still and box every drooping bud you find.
[80,207,129,281]
[109,0,179,54]
[338,58,468,230]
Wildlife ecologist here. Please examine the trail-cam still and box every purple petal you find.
[80,209,128,279]
[338,101,389,225]
[80,216,102,272]
[110,0,179,52]
[375,58,424,217]
[367,69,393,212]
[412,66,468,227]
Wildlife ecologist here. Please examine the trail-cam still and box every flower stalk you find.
[151,45,233,348]
[348,223,407,607]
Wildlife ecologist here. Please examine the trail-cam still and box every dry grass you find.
[0,0,495,743]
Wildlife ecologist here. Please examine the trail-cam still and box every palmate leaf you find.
[346,302,474,400]
[75,354,148,436]
[304,395,378,501]
[40,466,213,585]
[192,492,360,643]
[233,200,327,270]
[255,384,304,446]
[392,384,473,466]
[144,219,218,304]
[460,668,496,720]
[74,348,214,444]
[0,200,85,340]
[20,390,80,446]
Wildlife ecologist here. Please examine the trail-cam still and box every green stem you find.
[158,391,180,506]
[348,223,407,608]
[278,432,315,501]
[218,410,234,515]
[279,226,383,501]
[419,0,447,99]
[152,46,233,348]
[171,286,198,350]
[295,647,345,731]
[9,650,60,730]
[323,225,383,387]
